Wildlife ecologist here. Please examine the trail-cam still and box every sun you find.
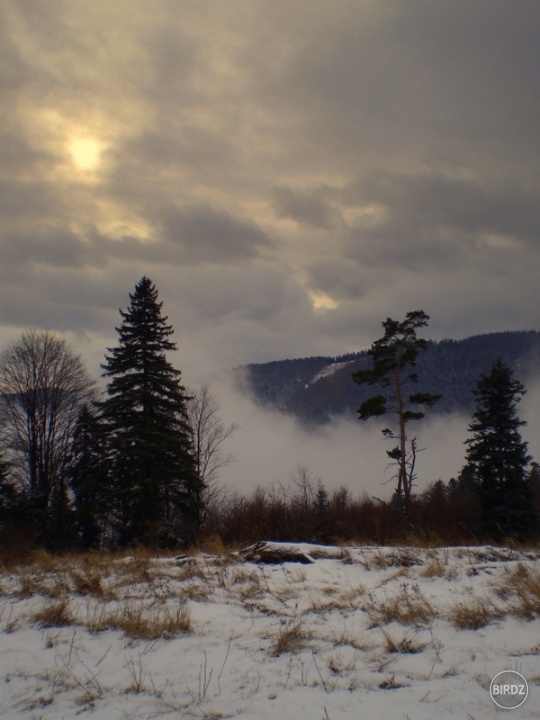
[70,139,101,170]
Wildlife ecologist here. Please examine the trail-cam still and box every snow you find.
[0,544,539,719]
[309,361,356,387]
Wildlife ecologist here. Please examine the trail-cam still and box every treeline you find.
[201,468,540,546]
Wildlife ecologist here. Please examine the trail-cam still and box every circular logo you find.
[490,671,528,709]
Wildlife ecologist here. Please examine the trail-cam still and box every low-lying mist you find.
[211,376,540,500]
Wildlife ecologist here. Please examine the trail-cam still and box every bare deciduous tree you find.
[187,382,238,500]
[0,330,95,542]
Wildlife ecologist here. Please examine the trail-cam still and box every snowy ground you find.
[0,543,539,719]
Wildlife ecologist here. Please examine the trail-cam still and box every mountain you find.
[234,331,540,425]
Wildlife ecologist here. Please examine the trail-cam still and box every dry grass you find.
[327,650,357,675]
[229,566,262,586]
[328,628,373,651]
[420,558,446,578]
[175,559,208,582]
[495,563,540,619]
[177,582,211,602]
[70,568,109,598]
[448,597,501,630]
[29,549,58,572]
[198,534,229,555]
[269,620,311,656]
[112,557,154,588]
[379,674,406,690]
[231,570,268,601]
[87,602,192,639]
[16,572,70,599]
[365,585,437,627]
[381,628,425,654]
[32,599,74,628]
[378,568,411,586]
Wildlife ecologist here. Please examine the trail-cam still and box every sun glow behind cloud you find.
[309,291,340,310]
[70,139,101,170]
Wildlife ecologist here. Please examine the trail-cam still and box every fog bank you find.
[210,375,540,500]
[214,382,466,499]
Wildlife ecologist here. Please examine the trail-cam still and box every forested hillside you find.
[236,331,540,424]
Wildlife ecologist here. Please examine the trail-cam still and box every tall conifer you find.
[463,359,537,540]
[101,277,202,546]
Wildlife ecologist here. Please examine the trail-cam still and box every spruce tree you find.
[463,359,537,540]
[70,404,109,548]
[101,277,202,546]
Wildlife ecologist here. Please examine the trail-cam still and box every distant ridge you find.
[235,331,540,425]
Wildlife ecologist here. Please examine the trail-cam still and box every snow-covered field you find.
[0,543,539,719]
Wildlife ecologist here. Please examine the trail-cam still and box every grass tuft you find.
[365,584,437,626]
[495,563,540,619]
[32,599,74,628]
[420,559,446,578]
[88,602,191,639]
[70,568,107,598]
[381,628,425,654]
[269,620,311,656]
[448,597,501,630]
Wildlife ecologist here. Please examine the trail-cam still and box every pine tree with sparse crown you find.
[101,277,202,546]
[352,310,440,515]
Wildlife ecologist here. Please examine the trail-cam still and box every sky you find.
[2,1,540,495]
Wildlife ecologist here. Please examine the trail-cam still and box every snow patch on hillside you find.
[309,360,356,386]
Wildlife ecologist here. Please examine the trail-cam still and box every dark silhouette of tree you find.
[352,310,440,515]
[463,359,537,540]
[101,277,202,546]
[528,462,540,509]
[0,330,95,545]
[69,404,110,549]
[0,447,14,521]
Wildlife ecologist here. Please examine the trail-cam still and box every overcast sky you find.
[2,0,540,384]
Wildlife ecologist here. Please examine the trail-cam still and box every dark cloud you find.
[305,260,365,302]
[273,187,338,229]
[158,204,273,263]
[342,171,540,271]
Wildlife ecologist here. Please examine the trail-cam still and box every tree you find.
[100,277,202,546]
[0,446,14,521]
[69,404,110,549]
[0,330,95,545]
[463,358,537,540]
[186,382,238,489]
[352,310,440,515]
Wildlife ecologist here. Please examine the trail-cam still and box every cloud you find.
[305,259,365,302]
[158,204,273,263]
[1,0,540,377]
[343,171,540,271]
[273,186,338,229]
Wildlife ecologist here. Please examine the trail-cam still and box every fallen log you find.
[239,541,314,564]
